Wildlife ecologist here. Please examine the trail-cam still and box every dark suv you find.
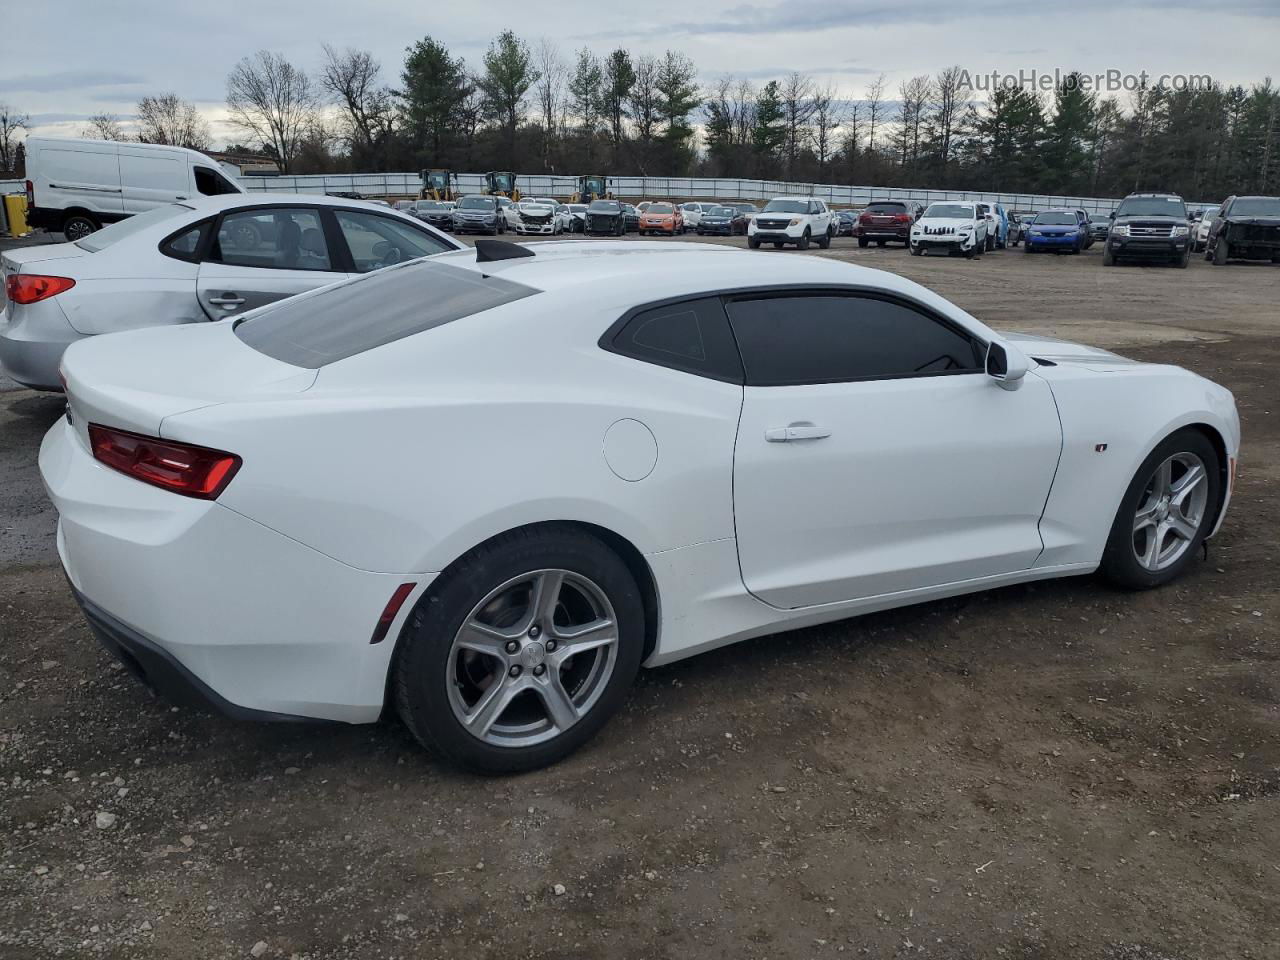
[1103,192,1192,267]
[1203,195,1280,265]
[855,200,923,247]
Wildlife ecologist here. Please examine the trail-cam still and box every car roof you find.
[183,192,420,212]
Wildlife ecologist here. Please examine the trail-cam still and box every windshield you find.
[457,196,495,210]
[236,261,537,368]
[1230,197,1280,217]
[1115,196,1188,218]
[706,207,735,217]
[416,201,447,211]
[762,199,807,213]
[1035,211,1076,225]
[1089,213,1111,222]
[923,203,973,219]
[646,203,675,214]
[864,202,907,214]
[569,205,587,213]
[76,204,194,252]
[588,200,621,212]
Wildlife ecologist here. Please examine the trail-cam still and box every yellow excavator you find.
[573,175,610,203]
[420,169,458,202]
[483,171,520,202]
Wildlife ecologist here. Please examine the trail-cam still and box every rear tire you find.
[1099,429,1220,590]
[857,237,868,248]
[393,525,645,774]
[61,213,100,241]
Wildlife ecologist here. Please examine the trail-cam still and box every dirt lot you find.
[1,235,1277,959]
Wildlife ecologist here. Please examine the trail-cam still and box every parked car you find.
[680,202,710,230]
[1204,195,1280,265]
[1192,204,1220,252]
[696,205,749,236]
[495,196,516,229]
[510,197,562,236]
[585,199,627,236]
[635,201,652,214]
[638,202,684,236]
[566,203,589,233]
[1071,209,1095,248]
[1024,209,1089,254]
[975,202,1009,250]
[726,202,759,219]
[854,200,921,247]
[908,202,988,258]
[554,204,575,235]
[835,210,858,237]
[1088,213,1113,243]
[0,195,460,391]
[748,197,833,249]
[411,200,455,231]
[1103,193,1192,268]
[394,200,415,212]
[452,195,507,235]
[621,204,641,233]
[23,137,244,241]
[44,239,1239,772]
[1006,215,1024,247]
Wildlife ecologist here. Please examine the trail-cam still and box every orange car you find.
[638,202,685,236]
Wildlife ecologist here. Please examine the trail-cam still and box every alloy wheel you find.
[1132,452,1209,572]
[446,569,619,748]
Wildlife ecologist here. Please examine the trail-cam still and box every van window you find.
[194,167,240,196]
[76,204,195,252]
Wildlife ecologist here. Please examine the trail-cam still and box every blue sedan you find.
[1024,209,1088,254]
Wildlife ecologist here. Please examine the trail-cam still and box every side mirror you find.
[1108,210,1116,220]
[986,341,1029,392]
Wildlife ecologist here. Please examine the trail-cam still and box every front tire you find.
[1103,246,1115,266]
[1099,429,1220,590]
[748,236,761,249]
[797,229,811,251]
[393,526,645,774]
[1213,240,1229,265]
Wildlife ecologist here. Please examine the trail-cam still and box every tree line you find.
[2,34,1277,202]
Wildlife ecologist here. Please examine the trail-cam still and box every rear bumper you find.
[854,225,909,239]
[0,301,81,390]
[41,418,431,723]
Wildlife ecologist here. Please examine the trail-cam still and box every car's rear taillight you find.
[25,179,34,206]
[6,274,75,305]
[859,213,872,223]
[895,214,911,223]
[88,424,241,500]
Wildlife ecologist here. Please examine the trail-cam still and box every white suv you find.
[909,202,989,259]
[748,197,834,250]
[681,202,709,230]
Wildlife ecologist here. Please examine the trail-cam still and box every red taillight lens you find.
[25,179,34,205]
[6,274,75,305]
[88,424,241,500]
[370,582,418,644]
[895,214,911,223]
[859,213,872,223]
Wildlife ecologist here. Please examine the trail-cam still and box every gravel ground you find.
[1,234,1277,959]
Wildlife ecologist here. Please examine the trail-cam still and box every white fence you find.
[239,171,1136,214]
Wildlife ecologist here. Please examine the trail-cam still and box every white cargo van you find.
[24,138,244,240]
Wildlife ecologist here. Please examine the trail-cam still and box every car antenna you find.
[474,238,535,263]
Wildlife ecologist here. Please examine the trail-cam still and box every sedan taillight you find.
[89,424,241,500]
[6,274,75,305]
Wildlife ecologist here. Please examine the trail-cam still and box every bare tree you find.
[928,66,965,182]
[864,74,886,156]
[780,72,816,178]
[82,112,124,140]
[136,94,211,150]
[811,84,844,180]
[320,45,394,169]
[893,75,932,173]
[0,103,30,172]
[533,39,568,170]
[628,55,660,172]
[226,51,319,173]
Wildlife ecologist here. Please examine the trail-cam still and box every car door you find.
[196,206,348,321]
[729,291,1062,609]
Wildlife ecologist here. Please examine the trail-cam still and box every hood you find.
[517,202,554,214]
[1004,332,1139,369]
[1224,215,1280,226]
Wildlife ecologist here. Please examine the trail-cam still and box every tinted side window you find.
[726,294,983,386]
[194,167,240,196]
[602,297,744,384]
[160,221,209,262]
[216,208,332,271]
[333,209,452,273]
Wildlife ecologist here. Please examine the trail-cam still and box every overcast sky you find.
[4,0,1277,146]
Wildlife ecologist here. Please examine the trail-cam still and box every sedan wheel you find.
[1101,430,1219,589]
[393,526,644,772]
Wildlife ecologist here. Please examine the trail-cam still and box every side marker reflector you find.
[370,583,417,644]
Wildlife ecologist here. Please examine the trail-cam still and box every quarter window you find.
[160,222,208,261]
[725,294,983,386]
[603,297,743,383]
[215,208,332,271]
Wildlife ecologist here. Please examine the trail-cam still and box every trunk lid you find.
[62,320,316,441]
[1,241,92,270]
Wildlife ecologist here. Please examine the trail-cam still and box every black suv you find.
[1203,195,1280,265]
[1103,192,1192,267]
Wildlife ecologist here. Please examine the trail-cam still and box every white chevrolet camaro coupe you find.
[41,240,1240,772]
[1,194,459,391]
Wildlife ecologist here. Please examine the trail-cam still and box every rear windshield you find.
[234,260,538,368]
[864,202,907,213]
[76,203,194,252]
